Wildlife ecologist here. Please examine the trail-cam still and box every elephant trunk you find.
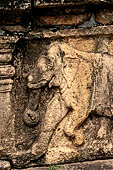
[23,89,41,126]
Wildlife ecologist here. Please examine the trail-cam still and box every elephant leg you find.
[31,130,53,157]
[11,130,54,167]
[63,110,87,146]
[32,94,68,156]
[23,89,41,126]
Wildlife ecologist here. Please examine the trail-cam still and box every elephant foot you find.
[11,143,48,167]
[64,128,84,146]
[12,149,33,167]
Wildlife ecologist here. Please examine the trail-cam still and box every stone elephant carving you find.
[21,42,113,165]
[25,42,94,148]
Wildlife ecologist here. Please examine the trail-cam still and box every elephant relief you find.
[22,41,113,163]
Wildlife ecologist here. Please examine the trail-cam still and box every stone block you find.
[35,13,91,26]
[96,9,113,24]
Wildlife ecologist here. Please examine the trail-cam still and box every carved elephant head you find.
[23,43,65,126]
[27,42,65,89]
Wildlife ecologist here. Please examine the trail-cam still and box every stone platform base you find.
[11,159,113,170]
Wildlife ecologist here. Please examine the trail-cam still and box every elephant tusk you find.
[28,80,48,89]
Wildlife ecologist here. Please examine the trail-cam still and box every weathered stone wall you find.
[0,0,113,169]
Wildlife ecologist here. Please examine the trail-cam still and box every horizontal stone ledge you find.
[0,43,12,49]
[28,25,113,39]
[0,79,13,84]
[0,65,15,78]
[12,159,113,170]
[34,0,113,7]
[0,54,12,62]
[0,0,113,10]
[0,79,13,92]
[0,36,19,44]
[0,49,12,53]
[1,26,27,33]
